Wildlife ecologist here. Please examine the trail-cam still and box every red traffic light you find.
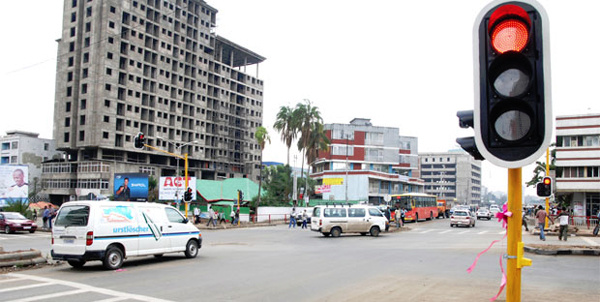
[543,177,551,185]
[489,4,531,54]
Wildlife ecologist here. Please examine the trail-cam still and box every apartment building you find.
[554,113,600,217]
[1,131,62,199]
[418,151,482,205]
[310,118,424,204]
[46,0,265,203]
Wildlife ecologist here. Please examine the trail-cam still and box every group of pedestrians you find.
[535,205,570,241]
[395,207,406,229]
[288,208,308,229]
[41,206,56,230]
[196,206,239,228]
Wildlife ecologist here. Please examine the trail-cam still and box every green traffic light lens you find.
[494,109,531,142]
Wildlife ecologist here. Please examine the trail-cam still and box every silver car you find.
[476,208,492,220]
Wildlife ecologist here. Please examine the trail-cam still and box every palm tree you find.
[273,105,298,166]
[294,99,323,202]
[255,126,271,209]
[305,122,330,166]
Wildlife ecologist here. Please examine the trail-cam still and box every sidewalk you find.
[522,225,600,256]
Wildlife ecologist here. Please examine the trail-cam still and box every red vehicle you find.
[391,193,438,222]
[0,212,37,234]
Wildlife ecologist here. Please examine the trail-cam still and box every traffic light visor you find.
[488,5,531,54]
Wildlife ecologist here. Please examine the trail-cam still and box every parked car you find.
[0,212,37,234]
[476,208,492,220]
[311,205,388,237]
[450,210,476,228]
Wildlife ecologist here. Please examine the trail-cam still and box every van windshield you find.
[55,205,90,227]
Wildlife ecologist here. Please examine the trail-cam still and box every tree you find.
[255,126,271,209]
[526,144,556,187]
[273,105,298,166]
[148,175,158,202]
[294,99,323,201]
[261,165,294,206]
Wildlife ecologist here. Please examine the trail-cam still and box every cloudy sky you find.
[1,0,598,195]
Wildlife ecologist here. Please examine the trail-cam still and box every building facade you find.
[46,0,265,203]
[310,118,424,205]
[554,113,600,218]
[1,131,62,199]
[419,151,482,205]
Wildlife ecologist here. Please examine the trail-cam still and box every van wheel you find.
[185,240,199,258]
[370,227,380,237]
[103,246,124,270]
[330,227,342,238]
[68,260,86,268]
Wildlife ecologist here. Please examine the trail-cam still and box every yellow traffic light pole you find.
[507,168,532,302]
[143,144,190,217]
[545,148,550,229]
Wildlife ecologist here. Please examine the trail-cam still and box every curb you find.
[0,249,48,268]
[523,246,600,256]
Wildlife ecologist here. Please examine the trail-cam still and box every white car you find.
[476,208,492,220]
[450,210,476,228]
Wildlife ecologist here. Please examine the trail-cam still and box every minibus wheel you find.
[103,246,124,270]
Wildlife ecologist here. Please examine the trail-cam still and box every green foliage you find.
[526,143,556,187]
[261,165,294,206]
[3,199,32,218]
[148,175,158,202]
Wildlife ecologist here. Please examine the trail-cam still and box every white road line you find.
[420,229,435,234]
[439,230,452,234]
[7,273,174,302]
[0,276,25,284]
[0,282,51,293]
[8,289,87,302]
[581,237,600,246]
[498,231,506,235]
[95,297,130,302]
[478,231,488,235]
[458,230,470,234]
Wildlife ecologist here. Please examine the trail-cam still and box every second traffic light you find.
[134,132,145,149]
[536,176,552,197]
[184,187,193,201]
[472,0,552,168]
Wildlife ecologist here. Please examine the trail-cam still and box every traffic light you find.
[536,176,552,197]
[238,190,244,201]
[456,110,484,160]
[472,0,551,168]
[184,187,193,201]
[134,132,145,149]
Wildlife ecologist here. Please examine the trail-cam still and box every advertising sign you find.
[0,165,29,207]
[315,185,331,194]
[159,176,197,201]
[323,178,344,185]
[114,173,148,202]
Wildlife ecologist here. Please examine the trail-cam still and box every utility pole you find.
[345,134,349,203]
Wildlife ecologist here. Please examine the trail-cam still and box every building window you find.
[106,68,112,75]
[81,83,87,94]
[64,132,70,143]
[109,21,115,28]
[67,72,73,82]
[83,52,89,63]
[68,57,74,66]
[80,115,85,125]
[79,131,85,141]
[69,42,75,52]
[104,99,110,107]
[107,52,113,59]
[103,132,109,139]
[71,12,76,22]
[70,27,76,37]
[85,22,91,32]
[11,142,18,149]
[65,117,70,127]
[110,6,116,13]
[66,102,71,112]
[80,99,86,109]
[44,143,49,151]
[82,68,88,78]
[66,86,72,97]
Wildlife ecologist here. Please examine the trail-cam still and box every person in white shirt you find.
[556,207,569,241]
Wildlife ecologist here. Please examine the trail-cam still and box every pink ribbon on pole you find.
[467,202,510,301]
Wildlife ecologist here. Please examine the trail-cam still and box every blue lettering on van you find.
[112,225,149,233]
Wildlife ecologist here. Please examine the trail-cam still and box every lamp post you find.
[345,134,350,203]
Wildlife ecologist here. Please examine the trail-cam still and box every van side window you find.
[324,208,347,217]
[165,207,186,223]
[368,208,384,217]
[348,208,365,218]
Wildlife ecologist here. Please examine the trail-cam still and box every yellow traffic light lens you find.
[494,109,531,141]
[491,19,529,53]
[494,68,530,97]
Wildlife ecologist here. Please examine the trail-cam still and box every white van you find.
[51,201,201,269]
[310,205,388,237]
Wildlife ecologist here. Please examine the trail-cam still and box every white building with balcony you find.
[555,113,600,217]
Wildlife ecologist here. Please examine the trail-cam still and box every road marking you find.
[439,230,452,234]
[0,282,51,293]
[6,273,174,302]
[498,231,506,235]
[419,229,435,234]
[9,289,87,302]
[478,231,489,235]
[581,237,600,246]
[458,230,470,234]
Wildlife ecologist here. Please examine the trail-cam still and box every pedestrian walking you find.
[535,205,549,241]
[522,209,529,231]
[395,208,401,229]
[301,209,308,229]
[48,207,56,229]
[193,207,201,224]
[557,207,569,241]
[401,208,406,226]
[289,207,297,228]
[233,209,240,225]
[206,207,215,227]
[231,209,236,225]
[219,211,226,224]
[42,206,49,230]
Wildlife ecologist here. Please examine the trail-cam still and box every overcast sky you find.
[1,0,598,195]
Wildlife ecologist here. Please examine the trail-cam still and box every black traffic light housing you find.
[471,0,551,168]
[456,110,484,160]
[536,176,552,197]
[184,187,193,201]
[134,132,145,149]
[238,190,243,202]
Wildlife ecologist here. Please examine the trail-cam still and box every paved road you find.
[1,218,598,301]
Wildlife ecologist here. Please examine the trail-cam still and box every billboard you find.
[159,177,197,201]
[0,165,29,207]
[114,173,148,202]
[323,178,344,185]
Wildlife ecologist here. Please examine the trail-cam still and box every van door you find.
[323,207,348,233]
[347,208,368,233]
[96,205,140,256]
[164,207,194,252]
[138,205,169,255]
[52,205,91,256]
